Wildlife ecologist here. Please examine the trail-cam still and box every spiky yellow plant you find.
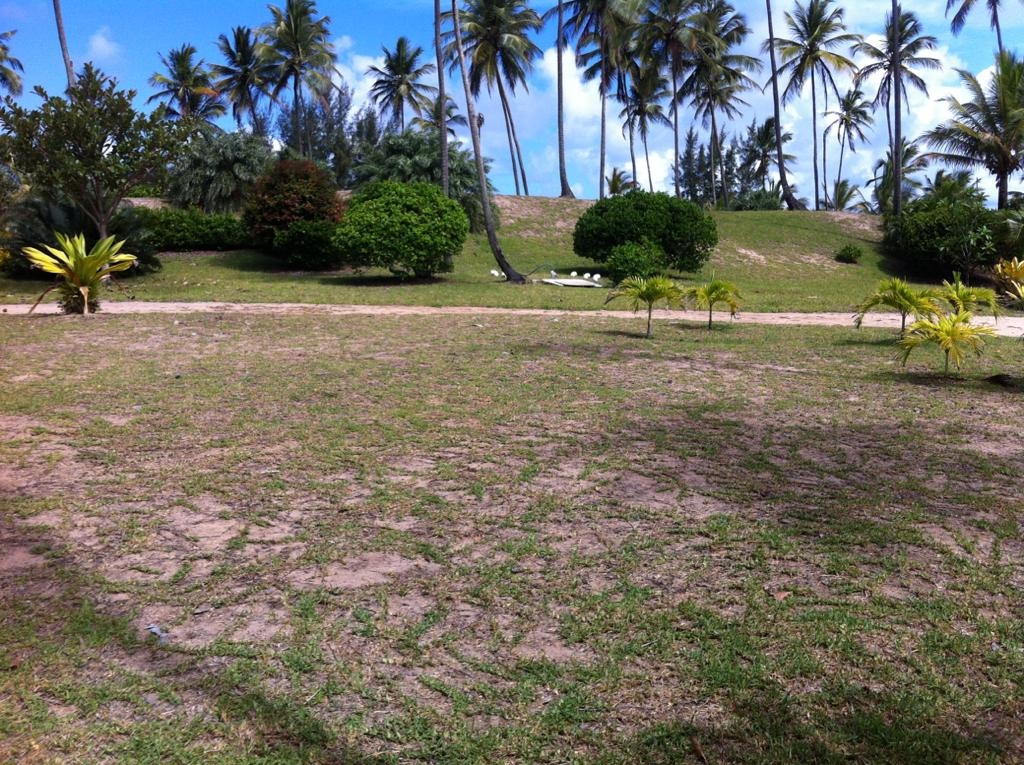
[899,310,996,375]
[853,277,941,333]
[682,277,742,329]
[23,233,136,314]
[604,276,682,339]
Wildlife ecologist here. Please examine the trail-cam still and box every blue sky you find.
[1,0,1021,202]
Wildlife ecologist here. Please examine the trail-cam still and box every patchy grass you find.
[2,311,1022,764]
[1,197,900,313]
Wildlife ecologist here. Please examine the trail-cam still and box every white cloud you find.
[87,26,122,64]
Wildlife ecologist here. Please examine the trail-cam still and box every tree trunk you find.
[835,135,846,205]
[765,0,803,210]
[891,0,902,219]
[556,1,574,197]
[709,106,719,207]
[599,89,607,200]
[821,89,830,208]
[53,0,74,90]
[451,0,524,283]
[496,76,529,196]
[435,0,449,196]
[643,134,654,191]
[627,125,638,187]
[810,69,820,210]
[497,84,522,196]
[672,76,681,198]
[293,78,304,157]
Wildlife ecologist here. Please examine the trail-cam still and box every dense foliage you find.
[272,219,341,271]
[573,191,717,273]
[885,197,1001,274]
[335,181,468,278]
[605,239,666,284]
[130,206,250,252]
[241,159,342,251]
[166,132,272,213]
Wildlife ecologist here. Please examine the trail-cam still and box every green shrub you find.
[605,239,666,284]
[730,188,782,211]
[131,207,249,252]
[885,198,1000,275]
[272,220,341,271]
[242,159,341,251]
[573,191,717,273]
[335,181,468,278]
[835,244,862,264]
[167,132,272,213]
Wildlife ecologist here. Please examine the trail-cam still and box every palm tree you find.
[52,0,74,89]
[830,178,858,211]
[900,310,996,375]
[945,0,1009,54]
[411,96,468,136]
[542,1,576,197]
[212,27,276,134]
[773,0,857,210]
[865,138,927,214]
[605,275,683,338]
[853,277,940,333]
[824,88,873,203]
[762,0,802,209]
[368,36,437,133]
[444,0,543,196]
[620,63,671,190]
[745,117,793,189]
[923,51,1024,210]
[853,10,939,154]
[261,0,335,157]
[148,44,226,125]
[680,0,760,208]
[0,30,23,96]
[683,277,741,328]
[606,166,639,195]
[434,0,450,195]
[450,0,525,282]
[940,272,1000,316]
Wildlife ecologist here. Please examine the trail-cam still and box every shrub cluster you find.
[272,220,341,271]
[835,244,862,264]
[130,207,249,252]
[573,191,717,278]
[242,160,341,251]
[335,181,468,278]
[605,239,666,284]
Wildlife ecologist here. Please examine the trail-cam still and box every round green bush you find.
[835,243,862,264]
[605,239,666,284]
[335,181,468,278]
[886,198,1000,275]
[242,159,341,251]
[573,191,717,273]
[272,220,341,271]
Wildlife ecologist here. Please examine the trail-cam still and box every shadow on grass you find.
[318,273,444,288]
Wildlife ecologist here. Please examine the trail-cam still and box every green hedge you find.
[132,207,250,252]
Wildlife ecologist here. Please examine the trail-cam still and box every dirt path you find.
[3,300,1023,337]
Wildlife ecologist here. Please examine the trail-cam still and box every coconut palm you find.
[830,178,859,211]
[824,88,873,203]
[606,166,639,195]
[865,137,927,215]
[763,0,803,209]
[682,277,741,329]
[945,0,1010,54]
[744,117,794,189]
[853,276,941,332]
[605,275,683,338]
[23,233,136,315]
[261,0,336,157]
[541,0,576,197]
[212,27,276,134]
[853,10,939,153]
[923,50,1024,211]
[368,36,437,133]
[772,0,858,210]
[411,96,468,136]
[0,30,23,96]
[434,0,450,195]
[52,0,73,89]
[899,310,996,375]
[148,44,226,124]
[620,63,671,190]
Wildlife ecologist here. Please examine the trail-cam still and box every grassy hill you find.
[1,195,893,312]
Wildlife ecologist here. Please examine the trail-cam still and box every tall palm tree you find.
[434,0,450,195]
[824,88,873,202]
[620,63,671,190]
[212,27,276,134]
[411,95,469,136]
[444,0,543,196]
[945,0,1009,54]
[52,0,74,89]
[450,0,525,281]
[853,10,939,153]
[261,0,335,157]
[923,50,1024,210]
[680,0,760,208]
[368,36,437,132]
[641,0,701,198]
[0,30,24,96]
[866,137,927,214]
[763,0,802,209]
[148,44,226,125]
[567,0,642,199]
[773,0,857,210]
[745,117,793,189]
[542,1,576,196]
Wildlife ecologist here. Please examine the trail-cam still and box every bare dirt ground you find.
[4,300,1023,336]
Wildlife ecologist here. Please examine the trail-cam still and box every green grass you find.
[1,199,900,312]
[1,311,1022,763]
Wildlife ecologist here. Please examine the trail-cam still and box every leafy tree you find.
[741,117,793,190]
[604,275,683,338]
[275,81,354,186]
[212,26,277,134]
[0,30,23,96]
[23,233,136,314]
[148,44,226,126]
[368,36,437,132]
[683,277,741,328]
[899,310,996,375]
[0,64,179,239]
[853,277,941,333]
[242,159,341,250]
[167,131,272,213]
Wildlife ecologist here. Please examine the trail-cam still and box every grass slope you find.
[1,197,895,313]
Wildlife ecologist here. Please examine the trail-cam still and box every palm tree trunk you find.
[994,13,1003,54]
[556,1,574,198]
[628,125,638,187]
[821,89,830,208]
[599,89,607,200]
[646,304,653,338]
[53,0,74,89]
[435,0,449,196]
[836,134,846,201]
[709,106,720,207]
[643,134,654,191]
[500,79,530,196]
[292,78,303,157]
[451,0,524,283]
[765,0,803,210]
[810,69,820,210]
[672,75,681,198]
[497,83,522,196]
[891,0,902,218]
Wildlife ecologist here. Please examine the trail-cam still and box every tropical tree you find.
[763,0,803,209]
[773,0,858,210]
[167,131,272,213]
[945,0,1010,53]
[605,275,683,338]
[853,276,941,332]
[23,233,136,315]
[743,117,793,189]
[0,30,23,96]
[148,44,226,125]
[212,26,276,134]
[542,0,577,196]
[830,178,859,211]
[52,0,74,89]
[899,310,996,375]
[939,272,1000,316]
[824,88,873,203]
[411,96,468,136]
[260,0,336,157]
[444,0,543,196]
[606,166,639,195]
[923,50,1024,210]
[434,0,450,195]
[865,137,927,214]
[682,276,741,328]
[620,62,671,190]
[368,36,437,132]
